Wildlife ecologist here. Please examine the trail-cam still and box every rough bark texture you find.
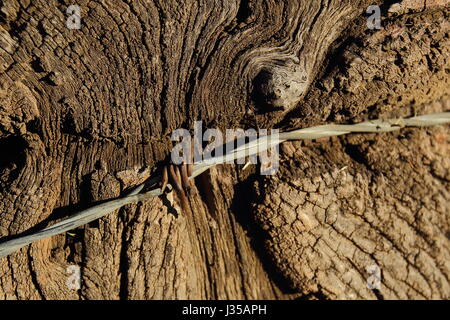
[0,0,449,299]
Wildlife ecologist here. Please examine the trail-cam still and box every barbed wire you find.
[0,111,449,258]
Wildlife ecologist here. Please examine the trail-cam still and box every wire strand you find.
[0,111,449,258]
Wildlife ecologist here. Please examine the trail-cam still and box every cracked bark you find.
[0,0,449,299]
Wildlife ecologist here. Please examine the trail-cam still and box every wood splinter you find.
[160,162,193,196]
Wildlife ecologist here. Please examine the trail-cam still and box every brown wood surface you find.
[0,0,449,299]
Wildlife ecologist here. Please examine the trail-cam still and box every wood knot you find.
[252,60,309,113]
